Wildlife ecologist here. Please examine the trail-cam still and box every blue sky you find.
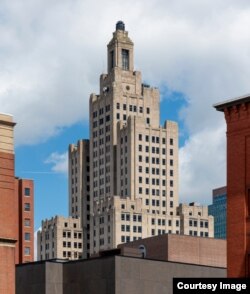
[2,0,250,230]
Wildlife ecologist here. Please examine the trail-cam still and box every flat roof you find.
[213,93,250,112]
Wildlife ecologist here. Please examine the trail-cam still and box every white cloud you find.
[179,124,226,204]
[1,0,250,202]
[45,152,68,174]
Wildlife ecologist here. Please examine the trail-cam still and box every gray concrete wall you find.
[63,257,115,294]
[16,256,226,294]
[115,256,226,294]
[16,263,46,294]
[16,261,63,294]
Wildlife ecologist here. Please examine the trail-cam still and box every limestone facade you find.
[69,22,213,256]
[37,216,83,260]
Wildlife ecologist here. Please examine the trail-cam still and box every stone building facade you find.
[37,216,83,261]
[68,21,213,256]
[68,140,90,258]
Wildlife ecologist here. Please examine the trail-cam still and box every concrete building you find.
[68,140,90,258]
[68,21,213,256]
[37,216,83,261]
[209,186,227,239]
[16,237,226,294]
[0,113,34,294]
[214,94,250,277]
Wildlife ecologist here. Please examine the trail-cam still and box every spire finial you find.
[116,21,125,31]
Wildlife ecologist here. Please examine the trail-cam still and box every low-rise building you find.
[37,216,83,261]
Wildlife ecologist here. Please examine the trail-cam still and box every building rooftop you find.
[213,93,250,112]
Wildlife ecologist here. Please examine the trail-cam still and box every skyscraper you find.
[69,21,213,256]
[208,186,227,239]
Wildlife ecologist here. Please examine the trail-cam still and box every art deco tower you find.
[89,21,179,254]
[69,21,213,257]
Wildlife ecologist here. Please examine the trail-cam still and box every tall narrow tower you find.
[89,21,179,254]
[69,21,213,257]
[214,94,250,277]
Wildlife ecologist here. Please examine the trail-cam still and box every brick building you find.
[15,178,34,263]
[0,113,17,294]
[0,113,34,294]
[214,94,250,277]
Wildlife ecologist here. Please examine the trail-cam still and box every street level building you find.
[208,186,227,239]
[69,21,213,256]
[37,216,83,261]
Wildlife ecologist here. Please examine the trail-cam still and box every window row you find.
[151,229,179,235]
[62,231,82,239]
[117,103,149,114]
[189,230,209,237]
[138,134,174,145]
[189,220,209,228]
[145,199,173,208]
[151,218,179,226]
[121,213,142,222]
[63,241,82,248]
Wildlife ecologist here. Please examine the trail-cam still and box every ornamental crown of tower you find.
[107,21,134,73]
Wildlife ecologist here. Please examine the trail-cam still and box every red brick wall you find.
[225,104,250,277]
[16,178,34,263]
[0,151,17,294]
[0,245,16,294]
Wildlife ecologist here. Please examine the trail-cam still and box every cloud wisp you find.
[44,152,68,174]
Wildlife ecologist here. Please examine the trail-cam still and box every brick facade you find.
[215,95,250,277]
[0,114,34,293]
[0,114,17,294]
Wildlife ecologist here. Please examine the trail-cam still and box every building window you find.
[24,247,30,256]
[122,49,129,70]
[24,203,30,211]
[24,219,30,227]
[24,233,30,241]
[24,188,30,196]
[110,50,114,69]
